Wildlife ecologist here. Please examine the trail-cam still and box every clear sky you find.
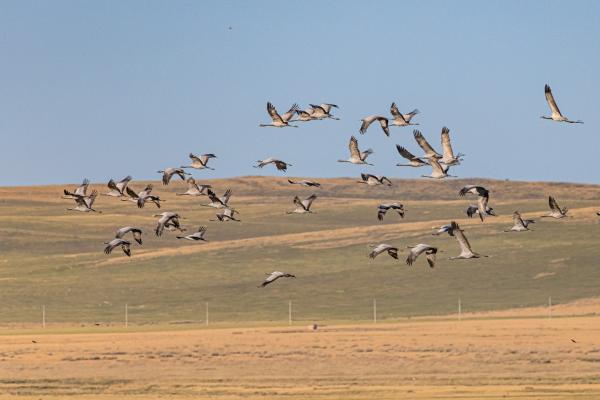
[1,1,598,186]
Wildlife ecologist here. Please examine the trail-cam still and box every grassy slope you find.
[0,176,599,325]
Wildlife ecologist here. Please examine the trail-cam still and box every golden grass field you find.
[2,176,600,398]
[3,307,600,399]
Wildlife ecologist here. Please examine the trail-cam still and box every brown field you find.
[3,306,600,399]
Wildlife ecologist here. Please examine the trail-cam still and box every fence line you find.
[17,297,577,328]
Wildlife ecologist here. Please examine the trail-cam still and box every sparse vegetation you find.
[1,177,599,326]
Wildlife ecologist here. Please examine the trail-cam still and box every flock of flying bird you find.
[61,84,586,287]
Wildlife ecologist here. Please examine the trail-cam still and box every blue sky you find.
[0,1,598,186]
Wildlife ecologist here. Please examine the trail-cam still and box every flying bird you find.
[210,208,240,222]
[177,226,208,242]
[254,158,292,171]
[258,271,296,287]
[103,238,131,257]
[202,188,233,209]
[176,177,211,196]
[406,244,437,267]
[421,157,455,179]
[288,194,317,214]
[154,212,183,236]
[181,153,216,170]
[395,145,429,167]
[308,103,339,120]
[115,226,143,244]
[259,102,299,127]
[431,224,456,236]
[541,196,570,219]
[288,179,321,188]
[459,185,492,222]
[459,185,489,197]
[377,203,404,221]
[440,127,464,166]
[294,108,315,121]
[157,168,190,185]
[66,189,100,213]
[359,115,390,136]
[390,103,420,127]
[135,191,163,209]
[103,176,132,197]
[357,173,392,186]
[541,84,583,124]
[368,244,399,259]
[122,185,163,208]
[466,205,496,219]
[504,211,534,232]
[413,130,442,159]
[448,221,487,260]
[338,136,374,165]
[61,178,90,199]
[121,184,152,202]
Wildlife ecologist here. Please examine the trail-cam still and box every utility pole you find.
[373,298,377,323]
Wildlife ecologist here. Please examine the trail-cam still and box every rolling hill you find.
[1,176,599,326]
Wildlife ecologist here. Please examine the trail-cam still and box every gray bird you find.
[377,203,404,221]
[406,244,437,268]
[308,103,339,120]
[359,115,390,136]
[288,179,321,188]
[541,196,570,219]
[66,189,100,213]
[448,221,488,260]
[115,226,143,244]
[177,226,208,242]
[154,212,183,236]
[176,177,211,196]
[541,84,583,124]
[157,167,190,185]
[259,102,299,127]
[61,178,90,199]
[338,136,374,165]
[358,173,392,186]
[504,211,535,232]
[104,238,131,257]
[390,103,420,127]
[210,208,240,222]
[258,271,296,287]
[103,175,132,197]
[369,244,399,259]
[395,145,429,168]
[288,194,317,214]
[254,158,292,172]
[181,153,217,170]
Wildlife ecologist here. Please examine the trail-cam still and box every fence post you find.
[288,300,292,326]
[373,298,377,323]
[42,305,46,329]
[458,297,462,321]
[205,302,209,327]
[125,304,128,328]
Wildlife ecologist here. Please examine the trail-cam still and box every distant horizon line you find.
[1,175,599,189]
